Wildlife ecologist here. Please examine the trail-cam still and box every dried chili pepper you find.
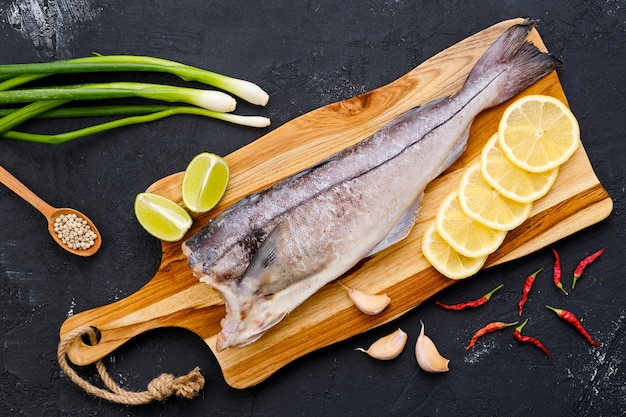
[466,321,518,351]
[435,284,504,310]
[513,319,551,357]
[573,248,605,289]
[518,268,542,316]
[545,305,601,347]
[551,248,568,296]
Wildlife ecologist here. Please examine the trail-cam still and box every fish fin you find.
[219,310,288,351]
[436,127,469,176]
[367,193,423,257]
[241,221,290,290]
[253,311,288,337]
[467,19,562,106]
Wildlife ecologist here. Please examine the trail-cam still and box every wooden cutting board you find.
[59,18,612,389]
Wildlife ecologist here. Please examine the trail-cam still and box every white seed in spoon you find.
[54,213,97,250]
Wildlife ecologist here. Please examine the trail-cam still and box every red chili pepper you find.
[551,248,568,296]
[573,248,605,289]
[518,268,542,316]
[466,321,518,351]
[513,319,551,357]
[436,284,504,310]
[545,305,601,347]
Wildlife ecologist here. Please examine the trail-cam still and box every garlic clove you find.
[355,328,408,360]
[341,283,391,315]
[415,320,450,373]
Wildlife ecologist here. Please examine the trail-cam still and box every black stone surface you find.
[0,1,624,416]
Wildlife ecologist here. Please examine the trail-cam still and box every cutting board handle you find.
[57,322,207,404]
[59,250,225,366]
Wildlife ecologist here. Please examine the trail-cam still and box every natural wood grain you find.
[59,18,612,388]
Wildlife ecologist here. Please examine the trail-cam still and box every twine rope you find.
[57,325,205,405]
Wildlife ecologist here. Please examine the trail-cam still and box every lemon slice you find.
[458,163,532,231]
[182,152,230,213]
[422,221,487,280]
[481,133,559,203]
[498,95,580,173]
[134,192,193,242]
[435,190,507,258]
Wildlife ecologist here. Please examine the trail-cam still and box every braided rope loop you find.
[57,325,205,405]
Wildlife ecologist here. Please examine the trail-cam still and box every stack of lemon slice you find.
[422,95,580,279]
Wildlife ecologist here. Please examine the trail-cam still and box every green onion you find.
[0,105,270,145]
[0,74,47,91]
[0,104,165,118]
[0,82,237,112]
[0,55,271,144]
[0,55,269,105]
[0,100,68,133]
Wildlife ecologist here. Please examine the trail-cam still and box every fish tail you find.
[467,19,563,106]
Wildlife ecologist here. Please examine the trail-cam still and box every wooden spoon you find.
[0,164,101,256]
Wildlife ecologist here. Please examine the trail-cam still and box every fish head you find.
[213,221,294,351]
[205,270,288,352]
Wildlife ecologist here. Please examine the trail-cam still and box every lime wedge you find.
[134,192,192,242]
[182,152,230,213]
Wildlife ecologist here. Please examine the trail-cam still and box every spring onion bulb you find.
[0,55,270,105]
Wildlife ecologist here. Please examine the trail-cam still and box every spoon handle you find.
[0,164,57,219]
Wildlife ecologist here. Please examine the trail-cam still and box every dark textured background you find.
[0,1,625,416]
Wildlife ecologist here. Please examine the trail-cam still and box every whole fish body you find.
[182,19,562,351]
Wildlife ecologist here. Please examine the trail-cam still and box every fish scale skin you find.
[187,104,439,273]
[182,20,563,350]
[185,126,408,269]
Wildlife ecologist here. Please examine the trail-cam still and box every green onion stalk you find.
[0,82,238,112]
[0,55,270,105]
[1,105,271,145]
[0,55,271,144]
[0,100,69,133]
[0,104,175,118]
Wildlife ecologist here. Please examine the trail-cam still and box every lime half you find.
[182,152,230,213]
[134,192,193,242]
